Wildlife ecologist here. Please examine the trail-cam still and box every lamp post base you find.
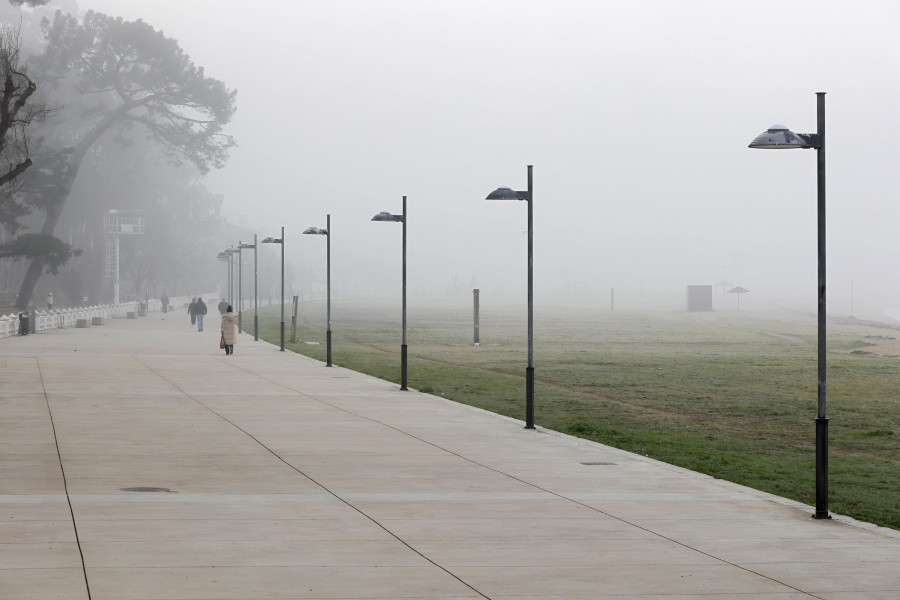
[814,416,830,519]
[326,330,332,367]
[525,366,535,429]
[280,321,285,352]
[254,315,258,341]
[400,344,408,390]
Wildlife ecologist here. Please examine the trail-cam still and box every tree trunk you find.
[14,201,63,310]
[13,149,83,310]
[15,255,43,310]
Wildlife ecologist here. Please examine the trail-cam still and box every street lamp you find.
[216,251,229,311]
[262,227,285,352]
[217,248,235,307]
[239,238,258,341]
[748,92,829,520]
[486,165,535,429]
[235,242,244,333]
[303,215,332,367]
[372,197,407,390]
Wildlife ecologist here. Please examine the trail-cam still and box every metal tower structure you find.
[103,210,145,304]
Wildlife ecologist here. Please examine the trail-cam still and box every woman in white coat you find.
[220,306,237,355]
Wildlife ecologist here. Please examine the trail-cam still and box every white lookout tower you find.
[103,210,145,304]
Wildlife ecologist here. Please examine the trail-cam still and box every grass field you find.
[251,296,900,530]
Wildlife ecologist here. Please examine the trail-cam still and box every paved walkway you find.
[1,310,898,600]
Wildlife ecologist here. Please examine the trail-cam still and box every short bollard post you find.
[473,288,480,346]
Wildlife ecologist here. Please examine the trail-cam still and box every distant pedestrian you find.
[161,293,169,314]
[195,297,208,331]
[46,291,53,311]
[217,298,228,315]
[221,305,237,355]
[188,298,197,325]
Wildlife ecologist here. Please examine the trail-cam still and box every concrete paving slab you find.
[86,565,482,600]
[750,560,900,595]
[453,563,796,596]
[500,596,813,600]
[0,311,898,599]
[821,594,900,600]
[0,541,84,568]
[0,497,72,520]
[0,519,78,543]
[1,568,90,600]
[73,515,398,543]
[69,494,345,521]
[692,537,900,564]
[80,539,431,568]
[409,537,723,567]
[379,514,663,542]
[349,496,598,520]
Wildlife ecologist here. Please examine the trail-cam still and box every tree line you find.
[0,0,236,309]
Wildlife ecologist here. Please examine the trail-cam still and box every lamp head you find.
[303,227,328,235]
[372,211,404,222]
[486,187,527,200]
[748,124,816,149]
[261,236,282,244]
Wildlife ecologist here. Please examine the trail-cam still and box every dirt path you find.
[832,318,900,357]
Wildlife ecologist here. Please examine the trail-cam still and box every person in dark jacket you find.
[195,297,208,331]
[188,298,197,325]
[218,298,228,315]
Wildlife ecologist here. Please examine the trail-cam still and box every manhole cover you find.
[580,462,616,466]
[120,487,172,492]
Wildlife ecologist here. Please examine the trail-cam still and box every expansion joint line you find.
[37,358,93,600]
[134,356,492,600]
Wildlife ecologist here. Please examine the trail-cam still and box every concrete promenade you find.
[1,309,899,599]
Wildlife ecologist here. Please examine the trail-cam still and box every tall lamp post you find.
[303,215,332,367]
[262,227,285,352]
[372,197,407,390]
[235,242,244,333]
[748,92,829,520]
[216,250,230,298]
[239,238,258,341]
[228,247,235,306]
[486,165,535,429]
[217,248,235,306]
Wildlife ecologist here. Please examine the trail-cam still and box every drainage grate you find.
[580,462,616,466]
[120,487,172,492]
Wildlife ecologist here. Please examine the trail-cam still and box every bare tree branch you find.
[0,156,31,186]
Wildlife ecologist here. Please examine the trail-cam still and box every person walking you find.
[161,292,169,314]
[217,298,228,315]
[220,305,237,355]
[195,297,208,332]
[46,291,53,311]
[188,298,197,326]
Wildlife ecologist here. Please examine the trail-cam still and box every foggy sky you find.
[62,1,900,317]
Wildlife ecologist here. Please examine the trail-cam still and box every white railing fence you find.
[0,294,215,339]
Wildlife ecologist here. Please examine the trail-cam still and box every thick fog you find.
[66,1,900,318]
